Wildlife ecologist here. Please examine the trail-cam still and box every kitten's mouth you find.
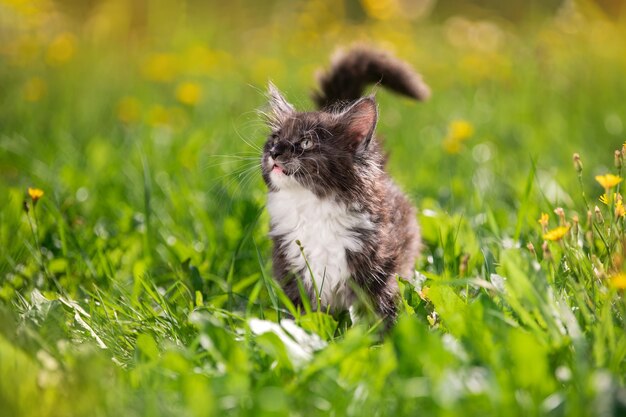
[272,162,288,175]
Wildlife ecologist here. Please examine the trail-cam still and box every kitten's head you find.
[261,83,380,196]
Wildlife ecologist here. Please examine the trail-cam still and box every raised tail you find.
[313,46,431,109]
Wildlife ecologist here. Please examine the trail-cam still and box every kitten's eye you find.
[301,139,313,150]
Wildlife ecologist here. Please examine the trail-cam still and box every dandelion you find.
[175,82,202,106]
[23,186,55,284]
[572,215,579,238]
[443,119,474,154]
[450,119,474,140]
[527,242,536,256]
[46,32,76,66]
[538,212,549,233]
[28,187,44,204]
[361,0,398,20]
[23,187,44,213]
[599,194,609,205]
[615,150,623,169]
[595,174,622,189]
[609,273,626,289]
[543,226,570,241]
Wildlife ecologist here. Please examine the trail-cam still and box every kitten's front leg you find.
[373,281,399,329]
[347,279,398,331]
[347,251,400,326]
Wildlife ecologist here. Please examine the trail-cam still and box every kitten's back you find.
[313,46,431,109]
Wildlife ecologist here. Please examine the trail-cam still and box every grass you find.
[1,1,626,416]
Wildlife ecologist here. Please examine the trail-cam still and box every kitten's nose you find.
[269,144,286,159]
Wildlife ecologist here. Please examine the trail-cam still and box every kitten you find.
[260,46,430,324]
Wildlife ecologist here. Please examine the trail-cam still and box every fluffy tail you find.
[313,46,431,109]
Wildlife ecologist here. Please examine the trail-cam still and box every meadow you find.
[1,0,626,416]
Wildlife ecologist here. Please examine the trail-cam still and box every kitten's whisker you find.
[206,163,260,186]
[237,165,261,179]
[204,157,259,168]
[239,169,261,189]
[232,169,261,201]
[203,153,260,167]
[233,122,264,153]
[207,165,261,213]
[206,153,259,158]
[205,160,260,172]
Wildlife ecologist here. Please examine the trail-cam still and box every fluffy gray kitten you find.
[261,46,430,324]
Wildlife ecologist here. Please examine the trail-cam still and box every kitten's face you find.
[262,84,378,196]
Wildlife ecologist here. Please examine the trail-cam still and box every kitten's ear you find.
[266,81,295,128]
[339,96,378,151]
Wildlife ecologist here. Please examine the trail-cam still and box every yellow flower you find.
[542,226,570,241]
[595,174,622,189]
[28,187,44,203]
[141,53,178,83]
[449,120,474,140]
[175,82,201,106]
[23,77,47,102]
[599,194,609,205]
[609,273,626,289]
[443,119,474,154]
[538,212,549,228]
[361,0,398,20]
[117,96,141,124]
[46,32,76,66]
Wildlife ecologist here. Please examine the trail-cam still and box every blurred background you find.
[2,0,626,196]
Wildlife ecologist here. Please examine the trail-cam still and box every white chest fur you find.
[266,186,373,310]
